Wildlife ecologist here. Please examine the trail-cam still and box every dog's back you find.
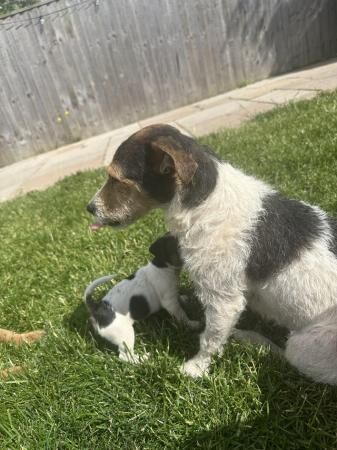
[102,266,162,319]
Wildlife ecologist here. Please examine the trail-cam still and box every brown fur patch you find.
[0,328,45,345]
[132,124,165,139]
[99,177,156,225]
[0,366,24,379]
[107,164,140,189]
[107,164,124,182]
[150,136,198,184]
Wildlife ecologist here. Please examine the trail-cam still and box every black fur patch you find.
[151,257,168,268]
[129,295,150,321]
[126,272,136,280]
[328,217,337,257]
[246,193,323,281]
[149,233,182,267]
[180,142,218,209]
[114,125,218,208]
[90,300,116,328]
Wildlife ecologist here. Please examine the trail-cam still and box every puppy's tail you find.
[84,274,116,314]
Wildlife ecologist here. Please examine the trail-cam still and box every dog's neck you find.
[166,162,271,241]
[144,261,180,281]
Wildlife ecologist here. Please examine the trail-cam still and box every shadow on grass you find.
[62,288,203,360]
[63,284,288,361]
[180,351,337,449]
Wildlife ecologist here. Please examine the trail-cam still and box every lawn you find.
[1,91,337,449]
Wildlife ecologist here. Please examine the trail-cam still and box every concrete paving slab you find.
[177,100,275,136]
[103,123,140,165]
[254,89,318,105]
[277,76,337,92]
[0,185,22,203]
[178,99,275,137]
[22,133,111,193]
[139,104,201,128]
[224,78,316,101]
[0,151,49,201]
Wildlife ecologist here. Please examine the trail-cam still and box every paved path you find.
[1,58,337,203]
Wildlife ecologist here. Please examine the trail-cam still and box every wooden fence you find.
[0,0,337,167]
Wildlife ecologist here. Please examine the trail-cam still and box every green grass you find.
[1,91,337,449]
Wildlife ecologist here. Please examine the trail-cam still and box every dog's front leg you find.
[181,293,246,378]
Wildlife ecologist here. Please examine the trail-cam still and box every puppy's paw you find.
[186,320,203,331]
[180,358,209,378]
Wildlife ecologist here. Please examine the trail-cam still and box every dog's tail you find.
[84,274,116,314]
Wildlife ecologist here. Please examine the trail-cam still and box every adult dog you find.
[87,124,337,384]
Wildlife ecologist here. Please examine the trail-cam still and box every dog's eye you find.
[162,166,172,175]
[108,176,122,186]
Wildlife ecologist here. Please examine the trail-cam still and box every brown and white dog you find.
[87,124,337,384]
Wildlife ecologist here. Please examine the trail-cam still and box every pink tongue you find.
[90,222,103,232]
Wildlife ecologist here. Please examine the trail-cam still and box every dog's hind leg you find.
[232,311,337,385]
[231,329,284,355]
[181,293,246,377]
[284,307,337,385]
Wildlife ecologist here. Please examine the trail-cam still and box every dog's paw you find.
[180,358,209,378]
[179,295,189,304]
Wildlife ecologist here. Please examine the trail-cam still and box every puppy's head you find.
[149,233,183,268]
[87,124,198,230]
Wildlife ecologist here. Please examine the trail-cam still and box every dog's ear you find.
[147,136,198,184]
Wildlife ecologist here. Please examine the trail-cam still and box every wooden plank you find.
[0,0,336,166]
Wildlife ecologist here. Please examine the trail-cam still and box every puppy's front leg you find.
[181,293,246,378]
[161,294,201,330]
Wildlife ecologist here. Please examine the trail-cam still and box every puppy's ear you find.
[149,236,167,259]
[149,234,183,267]
[147,136,198,184]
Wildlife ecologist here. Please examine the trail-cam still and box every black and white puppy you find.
[84,234,200,362]
[87,124,337,384]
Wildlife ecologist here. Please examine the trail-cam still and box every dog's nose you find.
[86,201,96,215]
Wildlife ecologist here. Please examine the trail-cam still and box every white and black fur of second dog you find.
[84,234,200,362]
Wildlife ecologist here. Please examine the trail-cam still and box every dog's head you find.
[149,233,183,268]
[87,124,217,230]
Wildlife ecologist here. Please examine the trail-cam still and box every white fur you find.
[86,262,200,363]
[166,161,337,383]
